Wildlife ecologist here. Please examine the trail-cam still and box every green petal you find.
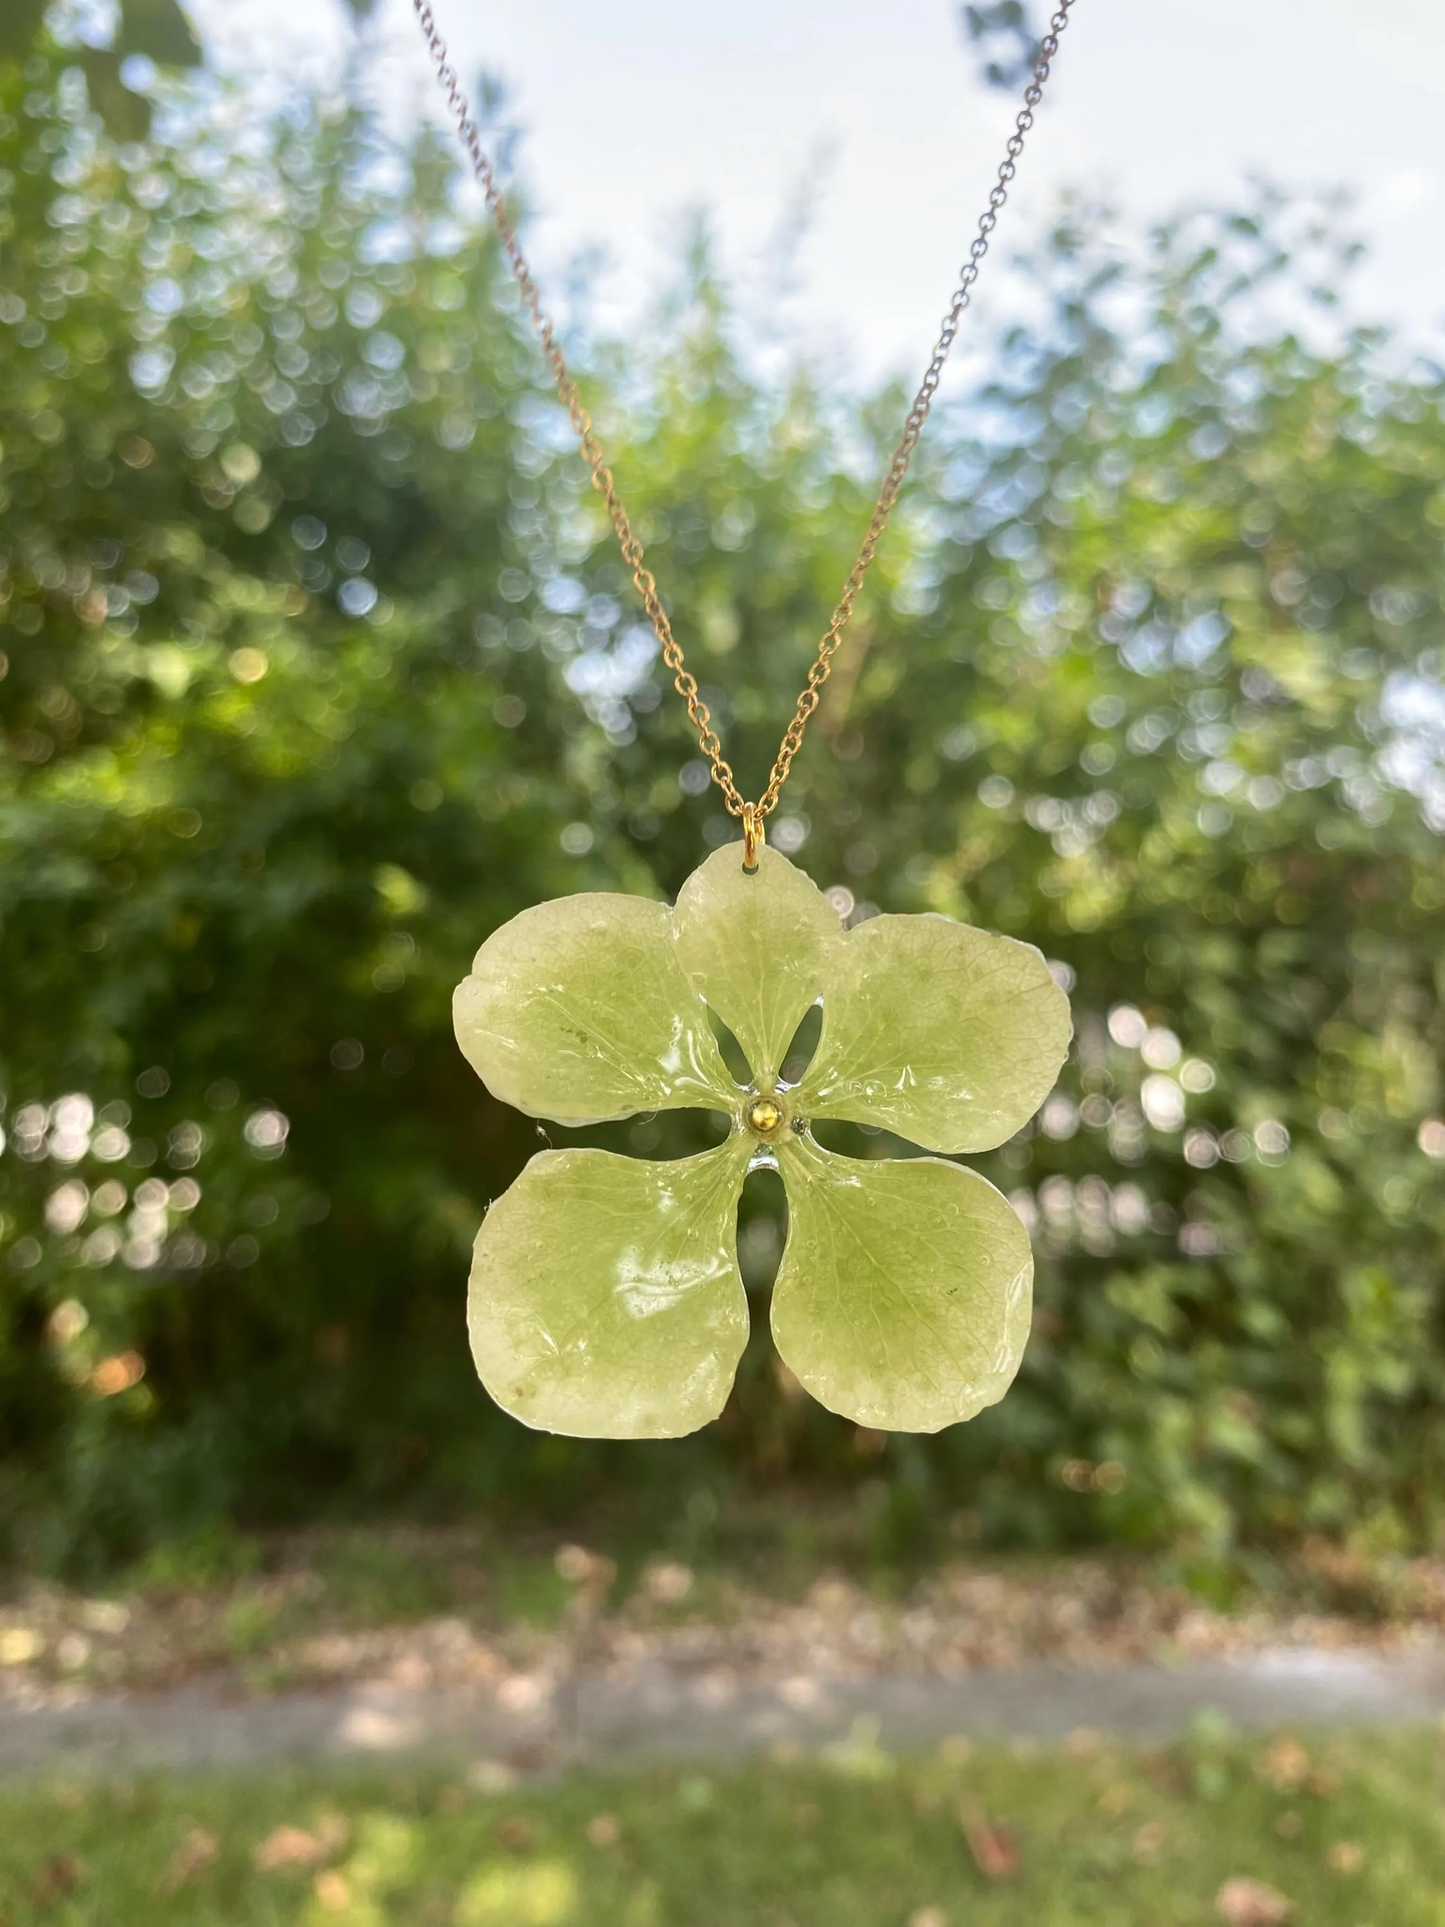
[796,914,1072,1153]
[672,844,841,1085]
[771,1133,1032,1433]
[454,893,734,1124]
[469,1140,752,1439]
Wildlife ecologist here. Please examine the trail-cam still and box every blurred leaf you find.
[960,1,1038,89]
[159,1827,218,1893]
[1215,1876,1294,1926]
[958,1793,1018,1878]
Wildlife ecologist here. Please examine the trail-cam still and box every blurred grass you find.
[313,1538,466,1630]
[3,1727,1443,1925]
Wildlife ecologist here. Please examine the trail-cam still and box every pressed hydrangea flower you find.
[454,845,1072,1438]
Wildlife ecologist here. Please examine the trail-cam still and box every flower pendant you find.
[454,845,1072,1438]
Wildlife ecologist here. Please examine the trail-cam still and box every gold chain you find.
[413,1,1077,822]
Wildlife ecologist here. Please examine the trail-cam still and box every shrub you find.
[1,34,1442,1568]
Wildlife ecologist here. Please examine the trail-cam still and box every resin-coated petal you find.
[771,1133,1033,1432]
[796,914,1072,1153]
[673,844,841,1085]
[469,1139,752,1439]
[454,893,734,1125]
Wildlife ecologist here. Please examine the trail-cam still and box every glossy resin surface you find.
[454,844,1072,1438]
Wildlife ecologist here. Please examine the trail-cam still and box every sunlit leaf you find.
[469,1142,752,1438]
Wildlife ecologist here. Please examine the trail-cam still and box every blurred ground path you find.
[5,1647,1445,1780]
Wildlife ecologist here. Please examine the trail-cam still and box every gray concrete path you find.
[4,1647,1444,1779]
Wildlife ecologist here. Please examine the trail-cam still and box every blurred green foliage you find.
[0,0,198,143]
[1,24,1443,1574]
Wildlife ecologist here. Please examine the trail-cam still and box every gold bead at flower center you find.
[746,1096,784,1136]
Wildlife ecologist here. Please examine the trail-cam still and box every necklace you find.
[417,1,1079,1440]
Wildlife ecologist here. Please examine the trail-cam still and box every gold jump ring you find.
[741,803,764,873]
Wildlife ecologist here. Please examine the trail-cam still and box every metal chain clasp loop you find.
[741,803,765,873]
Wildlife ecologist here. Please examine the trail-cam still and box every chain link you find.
[413,0,1076,820]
